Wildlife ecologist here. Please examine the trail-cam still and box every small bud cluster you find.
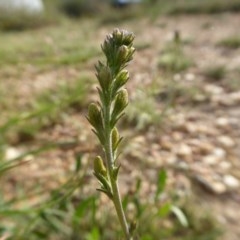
[87,29,135,239]
[101,29,135,76]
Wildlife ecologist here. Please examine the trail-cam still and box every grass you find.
[1,0,240,33]
[220,67,240,91]
[0,21,100,69]
[158,32,194,73]
[126,89,163,130]
[0,11,46,31]
[202,65,226,81]
[142,0,240,21]
[0,158,220,240]
[0,76,92,143]
[162,0,240,15]
[217,36,240,49]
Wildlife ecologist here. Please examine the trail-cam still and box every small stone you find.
[5,147,22,160]
[176,144,192,159]
[177,161,189,170]
[212,94,235,106]
[229,91,240,103]
[212,147,226,158]
[215,117,229,128]
[217,136,235,148]
[194,175,226,194]
[211,182,227,194]
[133,136,145,144]
[219,161,232,170]
[193,94,207,102]
[172,131,184,141]
[166,155,177,165]
[196,124,218,135]
[198,142,214,155]
[223,175,240,189]
[202,155,220,165]
[184,122,198,133]
[160,138,173,151]
[190,162,211,174]
[204,84,224,95]
[185,73,195,81]
[173,74,181,81]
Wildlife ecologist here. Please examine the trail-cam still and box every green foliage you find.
[202,65,226,81]
[0,11,45,31]
[163,0,240,15]
[0,162,220,239]
[0,77,90,143]
[59,0,99,18]
[217,36,240,49]
[0,24,99,68]
[126,89,162,130]
[158,32,193,73]
[0,155,101,240]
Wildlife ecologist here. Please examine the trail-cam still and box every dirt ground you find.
[2,13,240,239]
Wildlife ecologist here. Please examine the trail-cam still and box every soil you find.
[2,13,240,239]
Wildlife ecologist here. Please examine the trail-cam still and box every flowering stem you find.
[88,29,135,239]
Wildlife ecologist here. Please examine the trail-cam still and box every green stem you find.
[104,104,131,240]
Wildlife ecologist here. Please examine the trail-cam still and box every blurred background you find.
[0,0,240,239]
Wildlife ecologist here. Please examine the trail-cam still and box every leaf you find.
[74,197,96,220]
[135,177,142,194]
[171,205,189,227]
[157,202,171,217]
[86,227,100,240]
[93,172,112,193]
[141,235,152,240]
[75,154,82,173]
[155,169,167,200]
[112,165,121,181]
[96,188,113,199]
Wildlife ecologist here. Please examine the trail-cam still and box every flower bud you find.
[111,127,120,150]
[128,46,135,57]
[94,156,107,176]
[88,103,102,130]
[122,32,135,46]
[116,70,129,85]
[112,70,129,96]
[117,45,129,64]
[101,38,112,57]
[111,89,128,120]
[97,65,112,90]
[112,28,122,43]
[116,89,128,107]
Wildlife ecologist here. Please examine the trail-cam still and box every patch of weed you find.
[0,12,46,31]
[126,89,163,130]
[217,36,240,49]
[165,0,240,15]
[222,67,240,91]
[1,76,91,143]
[158,32,194,73]
[0,20,99,68]
[202,65,226,81]
[59,0,100,18]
